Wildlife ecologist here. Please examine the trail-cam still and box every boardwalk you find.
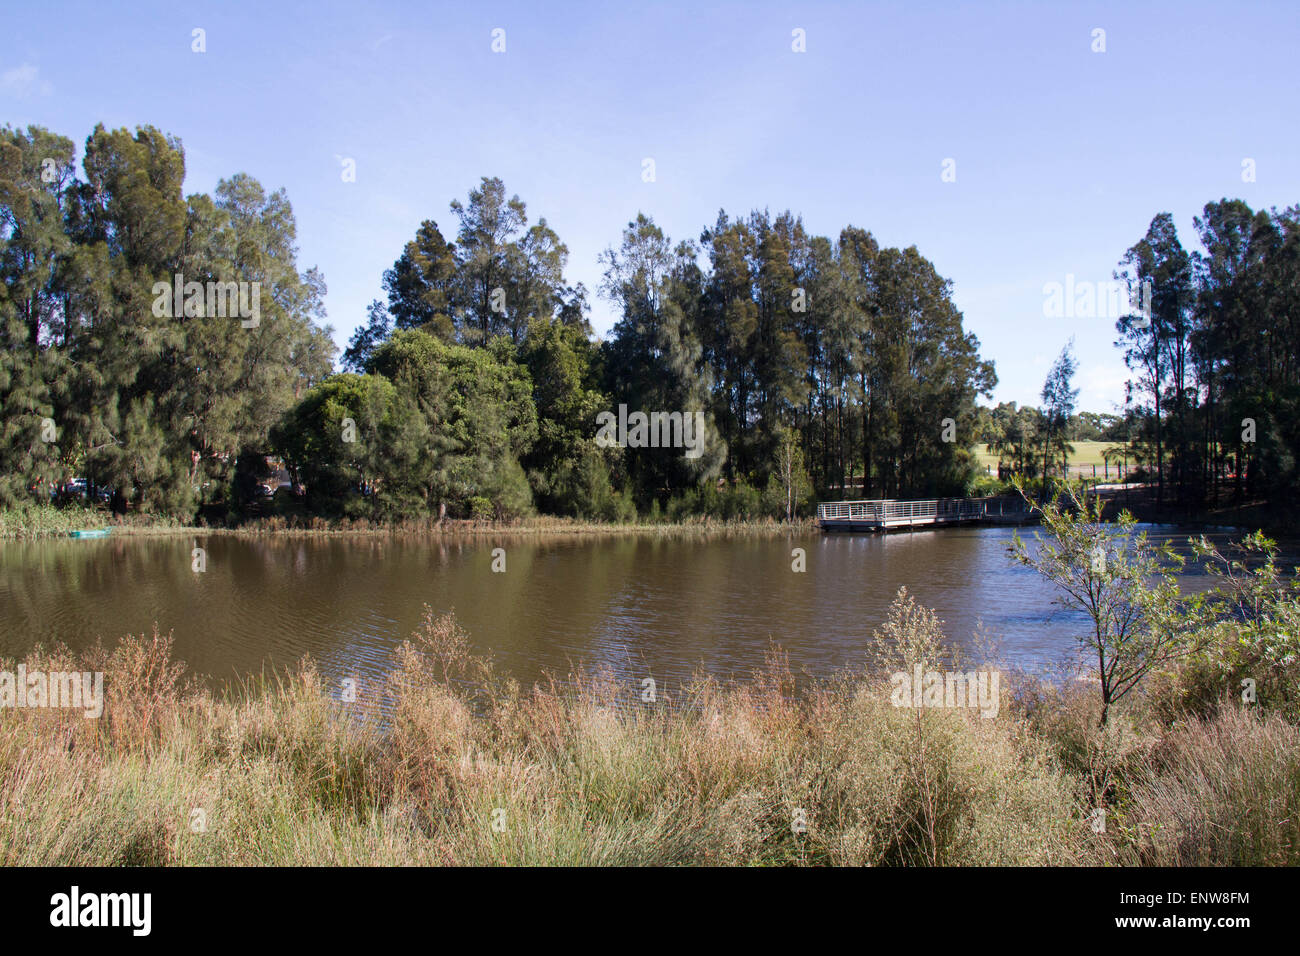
[816,496,1037,532]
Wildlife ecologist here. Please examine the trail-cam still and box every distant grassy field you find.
[974,440,1125,477]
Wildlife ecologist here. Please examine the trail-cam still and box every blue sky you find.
[4,0,1297,412]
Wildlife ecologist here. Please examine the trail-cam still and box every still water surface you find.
[0,526,1238,692]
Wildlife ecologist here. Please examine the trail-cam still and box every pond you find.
[0,525,1245,695]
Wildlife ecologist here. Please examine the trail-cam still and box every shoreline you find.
[4,505,1291,542]
[5,488,1293,542]
[1095,489,1297,536]
[0,507,818,541]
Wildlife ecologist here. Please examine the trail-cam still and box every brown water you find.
[0,526,1231,693]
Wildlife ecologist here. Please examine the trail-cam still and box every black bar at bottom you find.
[0,866,1275,944]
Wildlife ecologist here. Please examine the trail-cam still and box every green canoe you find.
[69,528,112,539]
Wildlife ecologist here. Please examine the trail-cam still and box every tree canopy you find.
[3,123,1003,524]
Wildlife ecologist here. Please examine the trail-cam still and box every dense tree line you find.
[2,124,997,523]
[1113,202,1300,510]
[328,189,997,517]
[973,199,1300,512]
[0,124,332,517]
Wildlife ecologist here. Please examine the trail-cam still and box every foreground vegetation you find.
[2,579,1296,867]
[2,481,1294,866]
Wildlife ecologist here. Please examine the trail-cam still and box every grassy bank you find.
[0,503,185,540]
[0,503,110,540]
[0,504,816,541]
[2,596,1295,867]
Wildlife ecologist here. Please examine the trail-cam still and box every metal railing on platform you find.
[816,496,1030,524]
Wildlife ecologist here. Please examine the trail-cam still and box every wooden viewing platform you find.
[816,496,1037,532]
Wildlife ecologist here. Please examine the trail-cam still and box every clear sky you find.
[4,0,1297,412]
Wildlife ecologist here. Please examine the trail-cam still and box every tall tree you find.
[600,214,725,496]
[382,219,458,340]
[450,177,527,343]
[1115,213,1193,505]
[0,125,73,504]
[1040,342,1079,482]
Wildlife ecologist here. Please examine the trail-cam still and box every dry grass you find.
[1115,706,1300,865]
[0,597,1295,866]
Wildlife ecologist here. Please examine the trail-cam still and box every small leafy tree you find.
[1011,481,1202,726]
[1182,532,1300,716]
[771,425,812,520]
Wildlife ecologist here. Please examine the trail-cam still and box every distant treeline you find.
[975,403,1128,480]
[18,127,1289,524]
[1110,205,1300,511]
[2,123,1001,523]
[986,203,1300,512]
[956,201,1300,514]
